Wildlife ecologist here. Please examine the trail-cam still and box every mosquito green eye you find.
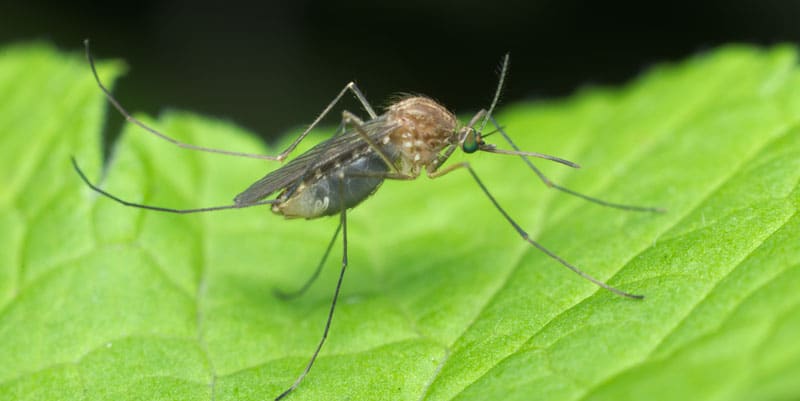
[462,132,479,153]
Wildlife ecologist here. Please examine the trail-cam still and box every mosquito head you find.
[459,126,484,154]
[460,114,581,168]
[458,109,489,154]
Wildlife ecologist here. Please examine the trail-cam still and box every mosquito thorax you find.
[385,96,457,175]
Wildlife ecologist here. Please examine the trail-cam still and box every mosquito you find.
[73,39,663,400]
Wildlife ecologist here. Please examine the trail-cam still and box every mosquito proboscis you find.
[74,39,663,400]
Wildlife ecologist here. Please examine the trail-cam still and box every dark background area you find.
[2,0,800,147]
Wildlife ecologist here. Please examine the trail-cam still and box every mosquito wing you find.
[234,116,398,205]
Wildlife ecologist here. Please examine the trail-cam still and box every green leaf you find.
[0,42,798,401]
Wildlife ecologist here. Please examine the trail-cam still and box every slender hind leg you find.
[84,39,377,162]
[78,41,381,212]
[71,157,276,213]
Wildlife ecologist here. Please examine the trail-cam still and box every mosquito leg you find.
[488,116,664,213]
[275,174,350,400]
[85,40,278,160]
[343,83,377,119]
[249,108,376,205]
[274,221,342,300]
[271,82,378,162]
[332,113,363,138]
[84,39,377,162]
[341,110,404,174]
[428,161,644,299]
[427,144,458,175]
[72,157,275,213]
[477,53,510,134]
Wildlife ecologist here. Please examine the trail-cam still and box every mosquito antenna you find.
[479,53,510,134]
[72,157,276,213]
[481,125,504,139]
[488,117,666,213]
[83,39,281,160]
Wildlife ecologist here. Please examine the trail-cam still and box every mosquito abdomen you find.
[274,151,391,219]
